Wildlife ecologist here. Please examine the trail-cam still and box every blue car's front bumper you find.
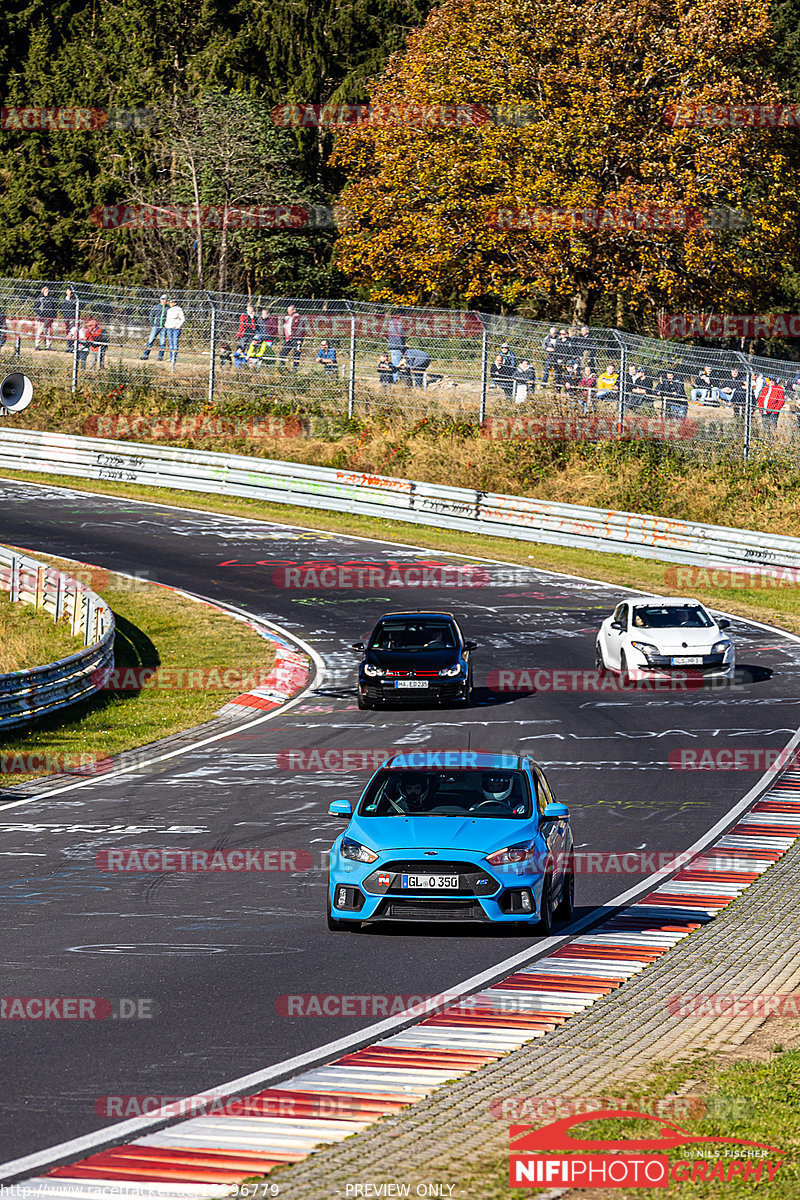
[328,848,548,924]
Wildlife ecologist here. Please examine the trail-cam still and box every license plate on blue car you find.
[402,874,459,889]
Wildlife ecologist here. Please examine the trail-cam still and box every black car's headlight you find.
[340,837,379,864]
[363,663,385,677]
[439,663,463,677]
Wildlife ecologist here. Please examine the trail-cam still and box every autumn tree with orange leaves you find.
[332,0,799,324]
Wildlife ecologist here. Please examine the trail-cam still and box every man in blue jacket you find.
[141,294,169,360]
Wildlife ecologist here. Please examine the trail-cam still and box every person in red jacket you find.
[757,376,785,434]
[237,303,257,347]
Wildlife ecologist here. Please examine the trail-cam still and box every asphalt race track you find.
[1,478,799,1164]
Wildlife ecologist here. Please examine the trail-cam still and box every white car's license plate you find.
[402,874,459,889]
[672,656,703,665]
[395,680,428,688]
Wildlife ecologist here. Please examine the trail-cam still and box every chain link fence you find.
[1,275,799,460]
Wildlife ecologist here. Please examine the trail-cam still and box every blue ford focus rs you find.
[326,751,574,932]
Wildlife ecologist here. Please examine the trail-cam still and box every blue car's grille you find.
[363,860,500,897]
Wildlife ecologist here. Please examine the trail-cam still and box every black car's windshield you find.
[370,620,457,651]
[631,605,713,630]
[358,769,532,818]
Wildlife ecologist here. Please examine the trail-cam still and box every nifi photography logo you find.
[509,1110,785,1188]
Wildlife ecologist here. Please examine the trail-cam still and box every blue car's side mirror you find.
[543,802,569,820]
[328,799,353,818]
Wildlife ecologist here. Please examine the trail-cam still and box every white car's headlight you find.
[712,639,732,654]
[630,640,659,657]
[363,663,384,677]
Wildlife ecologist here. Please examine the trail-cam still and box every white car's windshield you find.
[631,605,713,630]
[359,769,532,818]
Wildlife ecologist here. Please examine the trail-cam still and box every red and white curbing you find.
[17,769,800,1193]
[220,648,310,715]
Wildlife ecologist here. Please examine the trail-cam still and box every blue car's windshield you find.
[358,769,532,818]
[369,621,457,651]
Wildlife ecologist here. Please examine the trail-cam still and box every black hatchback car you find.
[353,612,476,709]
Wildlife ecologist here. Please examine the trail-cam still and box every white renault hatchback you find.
[596,597,734,681]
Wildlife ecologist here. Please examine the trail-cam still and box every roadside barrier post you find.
[346,300,356,419]
[479,313,489,425]
[205,292,217,404]
[71,288,80,394]
[735,350,753,463]
[611,330,627,433]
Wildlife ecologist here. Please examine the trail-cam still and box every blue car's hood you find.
[345,814,535,856]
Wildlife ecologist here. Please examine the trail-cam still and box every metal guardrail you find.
[0,425,798,574]
[0,545,115,731]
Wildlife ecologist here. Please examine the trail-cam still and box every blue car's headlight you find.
[340,837,379,864]
[485,842,541,868]
[363,664,384,677]
[439,663,463,677]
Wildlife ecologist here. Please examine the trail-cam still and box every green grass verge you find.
[4,466,800,638]
[0,589,85,672]
[0,551,276,783]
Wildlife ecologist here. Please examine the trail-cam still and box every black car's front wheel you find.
[357,691,372,710]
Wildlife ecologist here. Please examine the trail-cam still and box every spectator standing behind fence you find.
[627,364,652,412]
[280,304,305,371]
[513,359,536,403]
[758,377,785,433]
[34,285,57,350]
[237,303,257,347]
[656,369,687,422]
[541,326,558,386]
[499,342,517,375]
[387,313,407,381]
[62,286,79,353]
[315,340,338,373]
[257,308,280,343]
[577,324,596,373]
[717,367,747,427]
[165,299,185,366]
[378,353,395,392]
[490,353,515,400]
[595,363,618,402]
[83,314,106,369]
[141,294,169,360]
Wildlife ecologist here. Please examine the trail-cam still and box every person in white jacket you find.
[165,300,186,365]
